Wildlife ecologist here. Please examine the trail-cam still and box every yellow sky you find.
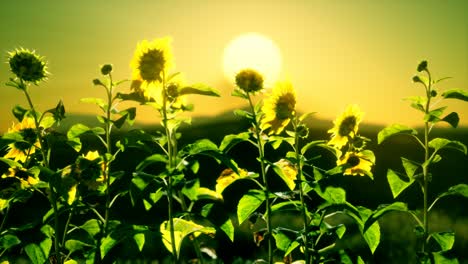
[1,0,467,133]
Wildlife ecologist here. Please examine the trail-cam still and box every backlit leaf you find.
[237,190,266,224]
[442,89,468,102]
[431,232,455,251]
[387,169,415,198]
[429,138,467,155]
[441,112,459,128]
[378,124,417,144]
[178,83,220,97]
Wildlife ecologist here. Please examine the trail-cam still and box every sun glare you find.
[223,33,282,87]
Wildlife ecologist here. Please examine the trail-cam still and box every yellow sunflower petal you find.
[328,104,364,149]
[261,80,296,135]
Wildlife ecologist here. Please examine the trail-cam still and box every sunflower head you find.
[130,37,174,84]
[337,151,374,177]
[2,166,39,188]
[328,104,363,149]
[260,80,296,135]
[235,69,264,93]
[8,48,48,84]
[3,117,40,163]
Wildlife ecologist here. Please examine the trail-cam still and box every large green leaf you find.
[272,159,297,191]
[430,184,468,211]
[220,218,235,242]
[160,218,215,258]
[358,207,380,253]
[219,132,250,152]
[237,190,266,224]
[81,97,107,112]
[432,252,459,264]
[0,234,21,250]
[431,232,455,252]
[178,83,220,97]
[316,186,346,204]
[100,224,148,259]
[441,112,460,128]
[65,239,94,255]
[387,169,415,198]
[181,139,219,156]
[442,89,468,102]
[133,233,145,252]
[182,179,222,201]
[273,231,292,252]
[301,140,340,158]
[404,96,426,113]
[428,138,467,155]
[377,124,417,144]
[80,219,101,237]
[25,243,47,264]
[424,106,447,123]
[135,154,167,171]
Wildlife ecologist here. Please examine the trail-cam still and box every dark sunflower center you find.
[338,116,356,136]
[346,155,360,167]
[14,128,38,151]
[139,49,165,82]
[275,95,295,120]
[166,83,179,99]
[14,169,30,180]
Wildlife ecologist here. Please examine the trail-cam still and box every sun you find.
[223,33,282,87]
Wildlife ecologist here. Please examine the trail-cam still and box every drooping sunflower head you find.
[130,37,174,84]
[2,166,39,189]
[260,80,296,135]
[337,151,374,177]
[3,117,40,163]
[328,104,363,149]
[235,69,264,93]
[8,48,48,84]
[79,151,105,190]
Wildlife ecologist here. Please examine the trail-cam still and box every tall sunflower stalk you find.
[129,37,219,262]
[233,69,275,263]
[6,49,65,262]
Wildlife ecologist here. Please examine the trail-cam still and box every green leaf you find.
[370,202,408,221]
[67,123,92,139]
[12,105,28,121]
[0,234,21,250]
[231,88,248,99]
[404,96,427,113]
[65,239,94,255]
[233,109,253,119]
[272,159,297,191]
[316,186,346,204]
[401,157,419,178]
[237,190,266,224]
[133,233,145,252]
[273,231,292,252]
[182,179,222,201]
[387,169,415,198]
[301,140,340,158]
[271,201,301,213]
[220,218,235,242]
[0,157,23,168]
[424,106,447,123]
[429,138,467,155]
[336,225,346,239]
[135,154,167,171]
[431,232,455,251]
[25,243,47,264]
[358,207,381,253]
[80,219,101,237]
[160,218,216,258]
[442,89,468,102]
[113,114,127,129]
[441,112,459,128]
[378,124,417,144]
[436,184,468,200]
[182,139,219,156]
[432,252,459,264]
[178,83,220,97]
[219,132,250,152]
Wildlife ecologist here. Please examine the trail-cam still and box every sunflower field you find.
[1,38,468,264]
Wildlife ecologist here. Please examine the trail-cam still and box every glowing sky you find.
[1,0,467,133]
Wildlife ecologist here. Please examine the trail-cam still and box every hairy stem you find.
[293,118,311,264]
[103,73,114,236]
[247,94,273,264]
[422,70,432,253]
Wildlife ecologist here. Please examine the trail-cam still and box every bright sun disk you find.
[223,33,282,87]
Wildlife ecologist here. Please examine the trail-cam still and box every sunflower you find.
[2,166,39,188]
[260,80,296,135]
[8,48,48,84]
[130,37,174,100]
[235,69,264,93]
[4,117,41,163]
[337,151,373,176]
[328,104,363,149]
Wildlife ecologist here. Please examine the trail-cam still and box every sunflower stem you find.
[22,80,62,263]
[247,93,273,264]
[421,69,432,254]
[0,205,11,234]
[293,118,311,264]
[103,73,114,236]
[162,71,179,263]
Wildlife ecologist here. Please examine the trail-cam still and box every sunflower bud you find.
[417,60,428,72]
[235,69,264,93]
[100,64,113,75]
[8,48,48,83]
[412,75,422,83]
[93,79,103,86]
[431,90,437,97]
